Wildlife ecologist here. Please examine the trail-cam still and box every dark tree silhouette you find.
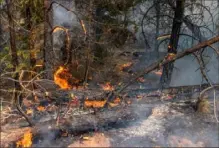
[160,0,185,87]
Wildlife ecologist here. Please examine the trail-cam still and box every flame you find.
[166,53,176,61]
[101,82,114,91]
[54,66,72,89]
[113,97,121,103]
[16,130,32,148]
[37,106,45,111]
[53,27,66,33]
[84,100,107,108]
[120,62,133,71]
[26,109,33,115]
[109,97,121,107]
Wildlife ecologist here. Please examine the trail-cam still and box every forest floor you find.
[1,48,219,147]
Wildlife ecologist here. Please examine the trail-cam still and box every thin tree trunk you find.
[154,0,160,58]
[26,1,36,70]
[43,0,53,79]
[83,0,92,84]
[5,0,33,126]
[0,9,3,51]
[160,0,185,87]
[25,1,38,102]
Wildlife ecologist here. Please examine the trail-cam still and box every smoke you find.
[170,48,219,87]
[52,2,80,28]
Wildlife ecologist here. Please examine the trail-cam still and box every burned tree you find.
[160,0,185,87]
[43,0,53,79]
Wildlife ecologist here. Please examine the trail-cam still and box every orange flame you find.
[54,66,72,89]
[120,62,133,71]
[113,97,121,103]
[26,109,33,115]
[84,100,107,108]
[108,97,121,107]
[37,106,45,112]
[101,82,114,91]
[16,130,32,147]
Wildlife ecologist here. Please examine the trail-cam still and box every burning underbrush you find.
[54,66,81,89]
[1,83,219,147]
[16,130,33,148]
[1,48,218,147]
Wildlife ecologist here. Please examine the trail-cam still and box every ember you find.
[120,62,133,71]
[26,109,33,115]
[113,97,121,104]
[37,106,45,112]
[16,130,32,148]
[54,66,72,89]
[109,97,121,107]
[101,82,114,91]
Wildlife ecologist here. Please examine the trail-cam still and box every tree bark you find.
[160,0,185,87]
[43,0,53,79]
[154,0,160,58]
[0,9,3,51]
[25,1,36,70]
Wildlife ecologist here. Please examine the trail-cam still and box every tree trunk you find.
[0,9,3,51]
[154,0,160,58]
[160,0,185,87]
[26,1,36,70]
[43,0,53,79]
